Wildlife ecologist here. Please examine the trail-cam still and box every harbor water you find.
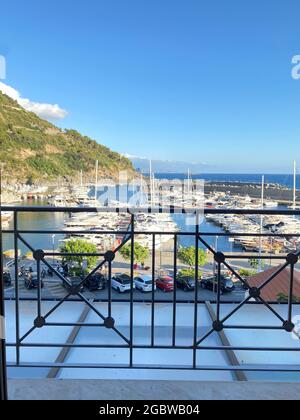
[2,202,238,254]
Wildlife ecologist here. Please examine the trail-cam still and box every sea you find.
[1,173,295,254]
[155,173,298,188]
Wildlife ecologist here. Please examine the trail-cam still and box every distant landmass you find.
[127,156,215,174]
[0,91,135,183]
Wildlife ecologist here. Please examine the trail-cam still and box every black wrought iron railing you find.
[1,206,300,399]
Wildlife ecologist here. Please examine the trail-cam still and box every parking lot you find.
[3,259,247,303]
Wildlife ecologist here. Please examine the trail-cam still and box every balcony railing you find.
[1,206,300,399]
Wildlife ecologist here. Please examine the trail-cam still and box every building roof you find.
[248,265,300,302]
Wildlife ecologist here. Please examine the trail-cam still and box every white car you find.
[112,273,135,293]
[134,275,156,293]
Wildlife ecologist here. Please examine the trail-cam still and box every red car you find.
[156,276,174,292]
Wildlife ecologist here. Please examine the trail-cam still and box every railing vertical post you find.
[288,261,295,323]
[0,176,8,400]
[193,212,200,368]
[129,213,134,367]
[216,261,221,322]
[108,261,112,319]
[151,233,156,347]
[37,259,42,318]
[14,212,20,365]
[172,234,177,347]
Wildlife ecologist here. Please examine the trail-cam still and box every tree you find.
[120,243,149,265]
[249,258,265,271]
[60,239,98,275]
[249,258,259,270]
[177,246,207,269]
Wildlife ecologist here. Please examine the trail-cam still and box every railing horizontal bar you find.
[44,253,106,257]
[6,362,300,372]
[3,230,300,239]
[48,252,292,260]
[4,206,300,216]
[44,323,105,327]
[4,297,300,305]
[2,230,133,235]
[199,233,300,238]
[223,325,284,330]
[196,346,300,352]
[6,343,129,349]
[5,342,300,352]
[224,255,287,260]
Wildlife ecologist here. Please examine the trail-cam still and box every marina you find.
[2,189,300,257]
[2,163,300,255]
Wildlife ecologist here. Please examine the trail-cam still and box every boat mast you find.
[152,171,156,207]
[149,160,153,207]
[95,160,99,202]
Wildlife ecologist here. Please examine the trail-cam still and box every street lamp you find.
[51,234,56,264]
[213,236,219,294]
[229,237,234,254]
[213,236,219,275]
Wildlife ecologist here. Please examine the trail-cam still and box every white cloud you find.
[123,153,147,159]
[0,82,68,120]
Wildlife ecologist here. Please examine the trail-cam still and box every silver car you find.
[134,275,156,293]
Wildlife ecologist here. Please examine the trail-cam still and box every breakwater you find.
[204,182,298,205]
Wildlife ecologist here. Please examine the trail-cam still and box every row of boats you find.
[49,184,179,250]
[62,211,178,250]
[2,180,300,254]
[205,193,300,253]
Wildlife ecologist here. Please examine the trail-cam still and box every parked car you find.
[200,276,235,294]
[156,275,174,292]
[233,280,249,290]
[85,273,106,292]
[134,275,156,292]
[63,276,84,292]
[24,272,44,290]
[3,270,12,287]
[176,276,195,291]
[112,273,134,293]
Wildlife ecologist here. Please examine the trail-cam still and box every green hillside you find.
[0,91,134,183]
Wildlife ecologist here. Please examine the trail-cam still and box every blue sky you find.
[1,0,300,172]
